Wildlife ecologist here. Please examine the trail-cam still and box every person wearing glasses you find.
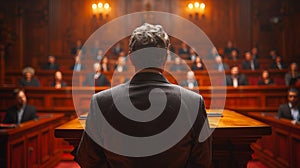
[278,88,300,124]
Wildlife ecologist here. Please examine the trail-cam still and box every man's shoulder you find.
[279,103,289,110]
[25,105,37,111]
[93,84,125,98]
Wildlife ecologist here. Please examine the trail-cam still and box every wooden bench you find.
[4,69,287,86]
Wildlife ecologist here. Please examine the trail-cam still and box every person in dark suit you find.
[278,88,300,123]
[19,67,41,87]
[225,65,248,87]
[77,23,212,168]
[180,70,198,89]
[42,55,60,70]
[191,56,205,71]
[213,55,230,71]
[51,71,67,88]
[3,88,38,124]
[70,54,85,71]
[83,62,110,86]
[257,70,274,85]
[269,56,287,70]
[241,52,260,70]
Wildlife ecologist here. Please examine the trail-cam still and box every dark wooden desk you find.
[0,113,65,168]
[55,109,271,168]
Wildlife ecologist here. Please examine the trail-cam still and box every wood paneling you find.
[248,112,300,168]
[0,113,64,168]
[0,0,299,70]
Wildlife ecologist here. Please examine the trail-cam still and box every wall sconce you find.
[92,2,111,20]
[187,2,205,19]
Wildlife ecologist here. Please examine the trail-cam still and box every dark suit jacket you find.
[76,72,212,168]
[83,73,111,86]
[3,105,38,124]
[241,60,260,70]
[269,62,287,70]
[50,81,68,87]
[19,78,41,87]
[42,63,60,70]
[278,103,300,121]
[225,74,248,86]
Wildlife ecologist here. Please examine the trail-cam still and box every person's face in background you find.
[102,57,108,64]
[231,66,239,77]
[49,56,55,64]
[231,50,238,59]
[245,52,252,61]
[275,56,281,63]
[288,91,298,107]
[251,47,258,55]
[25,72,32,81]
[55,71,62,81]
[215,56,222,64]
[16,91,27,107]
[262,70,269,80]
[290,63,298,72]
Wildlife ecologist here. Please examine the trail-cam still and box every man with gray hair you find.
[77,23,212,168]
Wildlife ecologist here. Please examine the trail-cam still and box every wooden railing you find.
[0,85,295,121]
[0,113,65,168]
[246,112,300,168]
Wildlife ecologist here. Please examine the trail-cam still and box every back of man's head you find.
[128,23,170,71]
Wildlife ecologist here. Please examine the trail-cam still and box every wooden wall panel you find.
[0,0,299,70]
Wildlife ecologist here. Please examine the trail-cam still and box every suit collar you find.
[130,71,169,84]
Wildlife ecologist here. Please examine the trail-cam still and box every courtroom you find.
[0,0,300,168]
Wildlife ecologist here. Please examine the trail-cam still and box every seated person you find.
[213,55,229,71]
[191,56,205,71]
[268,49,277,60]
[112,42,124,56]
[207,46,219,60]
[100,56,110,72]
[42,55,60,70]
[241,52,260,70]
[19,67,41,87]
[70,54,85,71]
[178,42,190,55]
[71,40,83,57]
[170,57,188,71]
[83,63,110,86]
[285,62,300,86]
[51,71,67,88]
[225,65,248,87]
[269,56,287,70]
[224,40,239,58]
[95,49,104,61]
[228,49,239,61]
[257,70,274,85]
[251,47,259,59]
[114,56,128,72]
[3,88,38,124]
[188,49,197,61]
[179,71,198,89]
[278,88,300,123]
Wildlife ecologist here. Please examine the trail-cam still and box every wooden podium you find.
[55,110,271,168]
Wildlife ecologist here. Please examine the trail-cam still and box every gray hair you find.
[22,67,35,76]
